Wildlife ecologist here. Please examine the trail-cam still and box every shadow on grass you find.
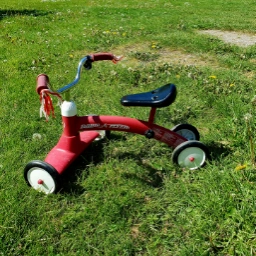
[59,134,230,194]
[207,141,232,162]
[0,9,51,21]
[122,161,165,188]
[60,133,126,194]
[59,133,166,194]
[60,140,106,195]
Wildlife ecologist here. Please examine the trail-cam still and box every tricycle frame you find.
[46,100,187,176]
[24,53,209,194]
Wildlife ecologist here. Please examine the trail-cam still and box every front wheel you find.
[171,123,200,141]
[172,140,209,170]
[94,130,111,141]
[24,160,60,194]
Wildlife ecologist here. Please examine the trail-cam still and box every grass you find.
[1,0,256,254]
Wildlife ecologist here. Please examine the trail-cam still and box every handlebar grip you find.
[36,74,49,94]
[90,53,115,62]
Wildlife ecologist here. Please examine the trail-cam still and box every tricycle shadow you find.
[59,140,106,195]
[60,134,165,194]
[121,161,165,189]
[207,141,232,162]
[59,137,232,195]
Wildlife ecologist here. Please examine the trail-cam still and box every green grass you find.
[1,0,256,254]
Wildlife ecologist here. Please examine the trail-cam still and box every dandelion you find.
[235,164,247,171]
[209,75,217,79]
[244,113,252,122]
[69,54,74,58]
[187,72,195,79]
[110,70,117,76]
[32,133,42,140]
[151,42,158,49]
[229,83,235,87]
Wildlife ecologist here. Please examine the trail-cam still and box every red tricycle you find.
[24,53,209,194]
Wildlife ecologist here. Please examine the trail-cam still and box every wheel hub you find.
[189,157,195,162]
[37,179,44,184]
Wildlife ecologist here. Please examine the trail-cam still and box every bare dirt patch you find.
[114,43,220,68]
[111,30,256,69]
[157,49,219,67]
[199,30,256,47]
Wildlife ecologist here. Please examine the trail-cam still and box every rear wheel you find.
[171,123,200,141]
[94,130,111,141]
[172,140,209,170]
[87,114,111,141]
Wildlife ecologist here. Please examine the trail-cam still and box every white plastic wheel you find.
[172,140,209,170]
[27,167,57,194]
[24,160,59,194]
[87,114,110,141]
[171,124,200,140]
[176,129,196,140]
[177,146,206,170]
[94,130,107,141]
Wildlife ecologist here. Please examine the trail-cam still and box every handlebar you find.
[36,74,49,94]
[90,53,116,61]
[36,53,122,95]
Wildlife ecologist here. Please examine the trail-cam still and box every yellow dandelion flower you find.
[209,75,217,79]
[69,54,74,58]
[235,164,247,171]
[229,83,235,87]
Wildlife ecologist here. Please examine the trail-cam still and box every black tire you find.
[171,123,200,141]
[172,140,209,170]
[24,160,60,194]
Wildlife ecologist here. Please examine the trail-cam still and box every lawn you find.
[1,0,256,255]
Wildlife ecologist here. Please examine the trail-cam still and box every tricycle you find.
[24,53,209,194]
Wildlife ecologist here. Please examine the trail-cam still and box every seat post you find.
[148,107,156,124]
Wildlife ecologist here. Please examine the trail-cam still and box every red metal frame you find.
[44,110,187,175]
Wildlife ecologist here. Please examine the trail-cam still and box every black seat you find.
[121,83,177,108]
